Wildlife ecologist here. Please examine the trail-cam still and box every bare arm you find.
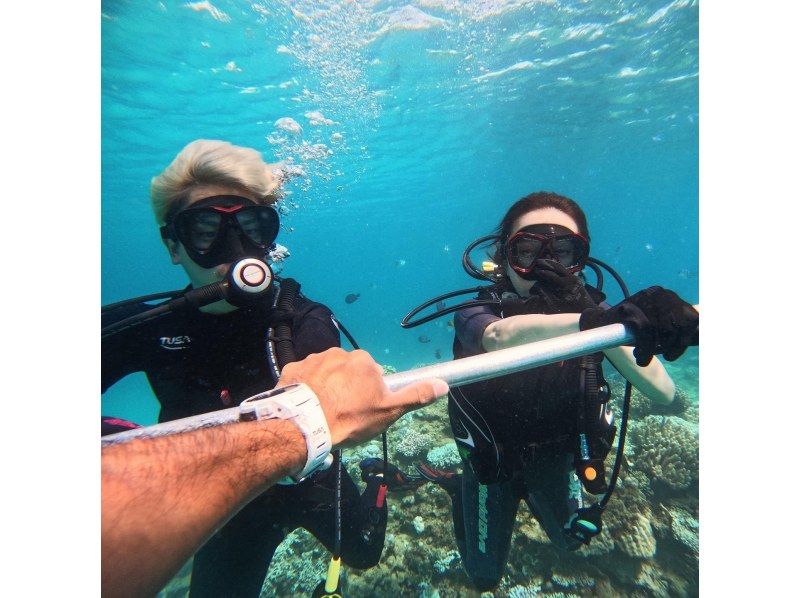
[482,313,675,403]
[101,419,306,598]
[101,348,448,598]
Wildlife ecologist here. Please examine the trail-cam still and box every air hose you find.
[274,277,300,366]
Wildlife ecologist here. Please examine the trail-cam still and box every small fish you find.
[345,293,361,304]
[395,259,406,267]
[435,300,446,312]
[435,349,442,360]
[418,335,431,344]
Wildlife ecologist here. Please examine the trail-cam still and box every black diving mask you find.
[161,195,280,269]
[504,223,589,279]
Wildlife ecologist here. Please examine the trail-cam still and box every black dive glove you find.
[529,259,598,313]
[579,286,699,367]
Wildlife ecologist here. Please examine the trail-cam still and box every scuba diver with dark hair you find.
[102,140,421,598]
[404,191,699,591]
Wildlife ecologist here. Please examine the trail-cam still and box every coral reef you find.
[629,415,699,491]
[577,525,615,556]
[412,515,426,534]
[663,504,699,556]
[615,513,657,558]
[433,550,460,574]
[395,428,433,459]
[262,529,328,595]
[632,561,671,597]
[426,442,461,468]
[156,362,699,598]
[550,567,596,592]
[506,584,543,598]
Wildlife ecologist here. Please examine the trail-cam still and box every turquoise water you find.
[102,1,698,595]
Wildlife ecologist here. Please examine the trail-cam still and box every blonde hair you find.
[150,140,282,225]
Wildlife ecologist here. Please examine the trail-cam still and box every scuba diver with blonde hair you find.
[102,140,420,597]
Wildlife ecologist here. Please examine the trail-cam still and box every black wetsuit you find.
[102,287,387,597]
[443,284,610,591]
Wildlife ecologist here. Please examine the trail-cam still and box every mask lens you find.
[551,236,579,268]
[559,235,589,269]
[510,238,544,269]
[175,210,223,253]
[235,206,279,247]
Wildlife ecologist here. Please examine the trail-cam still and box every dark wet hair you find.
[492,191,590,263]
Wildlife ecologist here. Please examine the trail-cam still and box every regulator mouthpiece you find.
[225,258,274,306]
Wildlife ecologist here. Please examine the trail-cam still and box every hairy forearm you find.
[101,419,305,598]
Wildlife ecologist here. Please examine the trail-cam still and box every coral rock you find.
[665,505,699,555]
[578,527,615,556]
[426,442,461,469]
[630,415,699,491]
[395,429,432,459]
[616,513,657,558]
[633,561,671,597]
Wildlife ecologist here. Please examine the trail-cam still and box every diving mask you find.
[161,195,280,269]
[504,223,589,279]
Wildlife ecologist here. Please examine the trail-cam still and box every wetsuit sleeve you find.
[291,299,341,359]
[101,305,149,392]
[455,304,500,356]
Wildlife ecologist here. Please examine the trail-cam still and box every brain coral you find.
[630,415,699,490]
[616,513,657,558]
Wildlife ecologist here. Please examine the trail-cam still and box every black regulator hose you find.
[101,258,273,339]
[101,282,229,339]
[101,291,182,313]
[400,285,498,328]
[585,260,604,291]
[462,234,501,280]
[589,257,628,297]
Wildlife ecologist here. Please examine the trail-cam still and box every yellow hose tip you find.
[324,557,342,592]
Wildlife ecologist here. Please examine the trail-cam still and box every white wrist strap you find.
[239,383,333,484]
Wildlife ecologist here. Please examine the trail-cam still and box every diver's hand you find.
[277,348,449,448]
[530,259,597,313]
[579,286,699,366]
